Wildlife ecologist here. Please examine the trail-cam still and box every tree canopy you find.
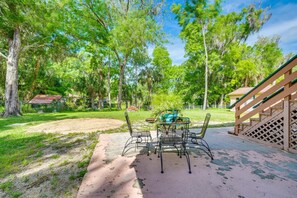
[0,0,292,115]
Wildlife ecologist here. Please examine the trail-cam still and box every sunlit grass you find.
[0,108,234,180]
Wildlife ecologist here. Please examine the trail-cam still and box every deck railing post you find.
[235,105,240,135]
[283,70,292,151]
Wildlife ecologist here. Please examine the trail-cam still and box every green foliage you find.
[0,0,290,115]
[0,180,22,198]
[172,0,280,107]
[0,181,13,192]
[151,94,183,116]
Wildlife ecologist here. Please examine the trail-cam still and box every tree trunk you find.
[108,55,111,109]
[244,77,248,87]
[202,24,209,111]
[219,94,224,107]
[148,76,152,109]
[91,97,95,109]
[25,57,41,102]
[4,27,21,117]
[117,62,126,110]
[134,64,138,107]
[135,95,138,108]
[114,49,128,110]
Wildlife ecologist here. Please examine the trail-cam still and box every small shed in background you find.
[228,86,272,111]
[29,94,62,112]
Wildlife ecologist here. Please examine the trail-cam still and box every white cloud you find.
[246,3,297,54]
[222,0,267,13]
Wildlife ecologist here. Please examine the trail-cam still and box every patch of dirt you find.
[0,118,126,197]
[0,133,99,198]
[27,118,125,134]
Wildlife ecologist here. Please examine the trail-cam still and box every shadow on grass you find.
[0,131,98,197]
[0,114,70,132]
[0,134,50,178]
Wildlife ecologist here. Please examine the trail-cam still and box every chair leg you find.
[184,149,191,174]
[182,143,191,173]
[190,138,214,160]
[201,139,214,160]
[146,141,150,156]
[148,135,153,156]
[198,147,213,160]
[159,142,164,173]
[122,137,133,156]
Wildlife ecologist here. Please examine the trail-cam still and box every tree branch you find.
[126,0,130,13]
[83,2,109,33]
[0,52,8,60]
[112,48,121,64]
[21,43,47,52]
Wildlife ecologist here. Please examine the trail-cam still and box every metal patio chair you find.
[186,113,214,160]
[122,111,152,156]
[157,122,191,174]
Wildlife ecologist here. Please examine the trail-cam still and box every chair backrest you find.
[200,113,211,138]
[125,111,133,136]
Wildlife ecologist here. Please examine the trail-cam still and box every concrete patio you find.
[77,127,297,198]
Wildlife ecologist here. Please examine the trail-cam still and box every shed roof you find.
[228,87,253,96]
[228,85,272,96]
[29,94,62,104]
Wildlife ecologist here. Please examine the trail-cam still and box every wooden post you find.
[283,70,291,150]
[235,105,240,135]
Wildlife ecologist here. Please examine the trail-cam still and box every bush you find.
[151,93,183,117]
[21,104,36,113]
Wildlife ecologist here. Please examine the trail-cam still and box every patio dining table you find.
[156,117,190,137]
[154,117,192,173]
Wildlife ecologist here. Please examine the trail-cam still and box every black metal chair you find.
[186,113,214,160]
[122,111,152,156]
[158,122,191,174]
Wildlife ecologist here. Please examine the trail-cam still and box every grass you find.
[0,108,234,129]
[0,108,234,176]
[0,108,234,196]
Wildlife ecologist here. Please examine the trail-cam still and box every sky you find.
[154,0,297,65]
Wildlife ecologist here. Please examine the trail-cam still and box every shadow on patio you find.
[77,127,297,198]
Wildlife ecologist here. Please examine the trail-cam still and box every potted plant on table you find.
[151,94,183,123]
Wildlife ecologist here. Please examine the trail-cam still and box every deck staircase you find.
[229,55,297,153]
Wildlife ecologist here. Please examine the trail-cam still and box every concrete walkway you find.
[77,127,297,198]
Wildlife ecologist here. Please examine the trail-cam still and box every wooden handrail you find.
[235,82,297,125]
[229,54,297,109]
[236,70,297,116]
[235,58,297,109]
[234,55,297,134]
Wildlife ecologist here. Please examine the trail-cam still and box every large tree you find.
[172,0,221,110]
[151,46,172,93]
[64,0,164,109]
[172,0,271,109]
[0,0,59,116]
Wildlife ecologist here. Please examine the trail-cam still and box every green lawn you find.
[0,108,235,130]
[0,108,234,197]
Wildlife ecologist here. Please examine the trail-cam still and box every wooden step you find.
[250,118,260,125]
[259,110,271,120]
[260,111,271,116]
[271,105,283,111]
[241,122,250,130]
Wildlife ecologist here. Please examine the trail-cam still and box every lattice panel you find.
[241,101,297,150]
[290,102,297,151]
[242,114,284,146]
